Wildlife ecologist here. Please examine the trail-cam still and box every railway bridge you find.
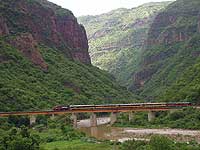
[0,102,193,128]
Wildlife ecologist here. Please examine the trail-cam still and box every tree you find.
[120,140,148,150]
[0,127,40,150]
[149,135,175,150]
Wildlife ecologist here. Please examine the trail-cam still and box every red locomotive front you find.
[53,106,70,111]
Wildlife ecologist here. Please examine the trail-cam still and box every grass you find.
[42,140,113,150]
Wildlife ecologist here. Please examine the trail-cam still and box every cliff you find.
[0,0,91,65]
[130,0,200,102]
[78,2,170,86]
[78,0,200,103]
[0,0,134,111]
[0,16,9,36]
[7,33,48,71]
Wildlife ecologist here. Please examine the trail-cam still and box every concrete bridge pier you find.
[169,109,176,114]
[30,115,36,126]
[148,111,156,122]
[90,113,97,127]
[91,127,98,138]
[50,114,55,120]
[110,112,117,125]
[71,113,78,128]
[128,111,134,122]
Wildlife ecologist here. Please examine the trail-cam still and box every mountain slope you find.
[130,0,200,102]
[79,0,200,103]
[78,2,171,86]
[0,0,90,64]
[0,0,134,111]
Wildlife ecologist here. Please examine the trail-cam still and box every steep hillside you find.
[0,0,91,64]
[130,0,200,103]
[78,2,171,86]
[0,0,134,111]
[79,0,200,103]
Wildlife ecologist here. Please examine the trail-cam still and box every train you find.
[52,102,193,111]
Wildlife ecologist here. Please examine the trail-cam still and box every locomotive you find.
[53,105,70,111]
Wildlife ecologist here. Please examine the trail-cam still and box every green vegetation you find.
[79,0,200,103]
[0,126,41,150]
[159,58,200,103]
[137,35,200,103]
[0,37,134,111]
[78,2,171,86]
[42,140,112,150]
[115,108,200,130]
[2,0,200,149]
[1,114,200,150]
[0,115,113,150]
[130,0,200,102]
[0,0,136,112]
[120,135,200,150]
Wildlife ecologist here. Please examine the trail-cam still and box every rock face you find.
[143,50,175,66]
[78,2,170,85]
[130,0,200,100]
[0,0,91,65]
[8,33,48,71]
[197,13,200,33]
[132,50,175,89]
[64,81,81,93]
[132,68,156,90]
[0,17,9,36]
[192,51,200,57]
[0,0,136,112]
[56,16,90,64]
[147,11,199,46]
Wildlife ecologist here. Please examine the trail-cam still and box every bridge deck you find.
[0,107,176,117]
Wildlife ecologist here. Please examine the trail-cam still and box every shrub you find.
[149,135,175,150]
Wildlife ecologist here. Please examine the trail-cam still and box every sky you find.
[48,0,173,17]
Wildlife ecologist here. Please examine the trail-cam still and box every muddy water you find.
[79,126,200,143]
[80,126,124,140]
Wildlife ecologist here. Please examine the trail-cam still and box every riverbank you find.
[80,126,200,143]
